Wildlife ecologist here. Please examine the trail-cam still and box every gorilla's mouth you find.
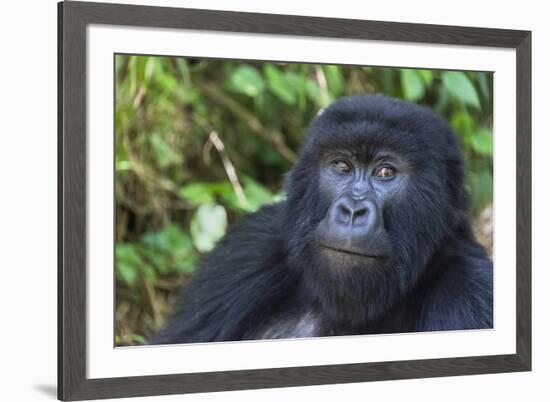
[318,242,387,259]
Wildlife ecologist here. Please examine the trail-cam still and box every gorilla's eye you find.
[333,159,352,174]
[375,165,396,178]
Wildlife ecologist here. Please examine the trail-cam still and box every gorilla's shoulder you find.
[191,202,288,281]
[149,202,293,344]
[229,202,284,233]
[417,239,493,331]
[211,202,285,255]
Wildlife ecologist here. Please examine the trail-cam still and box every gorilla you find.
[151,95,493,344]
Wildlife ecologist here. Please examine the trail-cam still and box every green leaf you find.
[242,177,274,212]
[190,204,228,252]
[471,128,493,156]
[141,264,157,283]
[477,72,491,101]
[144,57,156,82]
[378,69,398,96]
[130,334,146,344]
[136,57,147,83]
[273,191,287,203]
[177,252,199,274]
[116,160,132,171]
[400,69,425,101]
[142,224,197,274]
[163,224,193,250]
[468,169,493,212]
[284,72,303,89]
[178,183,216,205]
[155,72,178,93]
[417,69,434,87]
[115,244,142,286]
[177,58,191,82]
[216,178,274,213]
[264,65,296,105]
[149,133,182,168]
[305,81,322,104]
[450,111,475,147]
[323,65,345,96]
[442,71,480,108]
[143,224,192,254]
[180,87,200,104]
[229,65,265,97]
[217,183,245,212]
[140,247,170,274]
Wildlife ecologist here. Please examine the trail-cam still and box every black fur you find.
[151,95,493,344]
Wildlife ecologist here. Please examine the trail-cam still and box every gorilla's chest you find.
[250,311,323,340]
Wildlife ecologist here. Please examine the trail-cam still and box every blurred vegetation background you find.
[115,55,493,346]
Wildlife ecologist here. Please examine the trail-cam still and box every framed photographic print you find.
[58,1,531,400]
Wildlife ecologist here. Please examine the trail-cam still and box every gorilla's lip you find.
[318,242,388,259]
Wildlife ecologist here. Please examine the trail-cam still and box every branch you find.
[198,81,297,163]
[207,131,247,206]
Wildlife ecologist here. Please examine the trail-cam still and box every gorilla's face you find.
[315,147,408,269]
[283,95,467,325]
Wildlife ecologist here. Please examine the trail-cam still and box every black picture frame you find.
[58,1,532,400]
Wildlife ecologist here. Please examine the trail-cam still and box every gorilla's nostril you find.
[336,204,353,225]
[338,204,352,216]
[352,207,369,226]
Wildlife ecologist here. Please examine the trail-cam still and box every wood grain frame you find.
[58,1,531,400]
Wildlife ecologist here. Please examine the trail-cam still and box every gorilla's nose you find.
[333,197,369,227]
[330,195,377,229]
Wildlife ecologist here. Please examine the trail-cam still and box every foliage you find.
[115,55,493,345]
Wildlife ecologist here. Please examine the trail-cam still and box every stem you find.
[208,131,248,206]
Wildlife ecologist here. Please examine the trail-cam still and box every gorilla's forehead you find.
[307,98,457,164]
[310,120,428,164]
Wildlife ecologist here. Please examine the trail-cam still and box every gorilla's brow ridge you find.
[319,142,405,165]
